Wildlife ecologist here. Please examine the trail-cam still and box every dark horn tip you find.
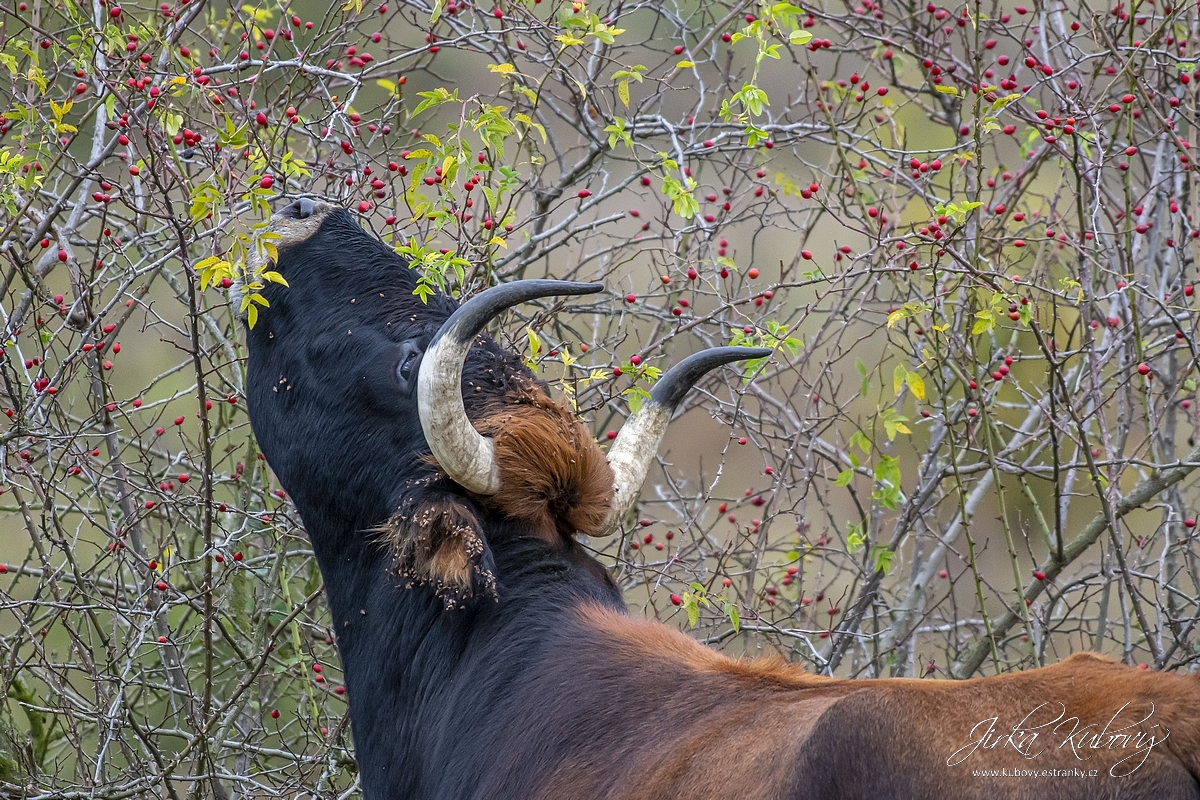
[437,279,605,346]
[276,198,318,220]
[650,346,773,410]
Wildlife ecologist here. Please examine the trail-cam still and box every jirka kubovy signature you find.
[946,702,1169,777]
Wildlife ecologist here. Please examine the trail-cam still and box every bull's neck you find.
[305,518,623,799]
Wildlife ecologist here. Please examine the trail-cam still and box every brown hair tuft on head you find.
[473,382,614,542]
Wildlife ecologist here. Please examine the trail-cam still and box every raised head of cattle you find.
[244,199,1200,800]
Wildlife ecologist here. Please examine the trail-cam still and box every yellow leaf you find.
[935,85,959,95]
[169,76,188,86]
[887,308,906,328]
[893,422,911,434]
[489,236,507,249]
[618,80,629,108]
[488,63,516,75]
[906,371,926,401]
[676,60,694,68]
[262,241,279,264]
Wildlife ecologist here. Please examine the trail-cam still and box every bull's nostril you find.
[295,198,316,219]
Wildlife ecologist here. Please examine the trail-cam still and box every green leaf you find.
[972,309,995,335]
[935,85,960,95]
[724,601,740,633]
[411,88,458,118]
[683,593,701,627]
[835,469,853,487]
[624,386,651,415]
[893,364,906,396]
[789,29,813,46]
[881,410,910,442]
[847,523,865,553]
[871,546,895,574]
[162,112,183,137]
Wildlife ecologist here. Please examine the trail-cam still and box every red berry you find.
[1033,570,1046,581]
[669,593,682,606]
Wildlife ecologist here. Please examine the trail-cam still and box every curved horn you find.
[417,280,604,495]
[602,346,772,532]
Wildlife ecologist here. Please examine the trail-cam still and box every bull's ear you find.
[384,490,496,609]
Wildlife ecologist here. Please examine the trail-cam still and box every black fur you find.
[245,210,624,799]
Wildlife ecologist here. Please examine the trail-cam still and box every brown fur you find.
[382,489,496,609]
[388,381,611,604]
[505,604,1200,799]
[473,382,614,542]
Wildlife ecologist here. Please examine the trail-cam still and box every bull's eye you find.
[395,340,423,392]
[398,350,418,381]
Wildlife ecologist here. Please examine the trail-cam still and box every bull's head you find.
[245,199,767,606]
